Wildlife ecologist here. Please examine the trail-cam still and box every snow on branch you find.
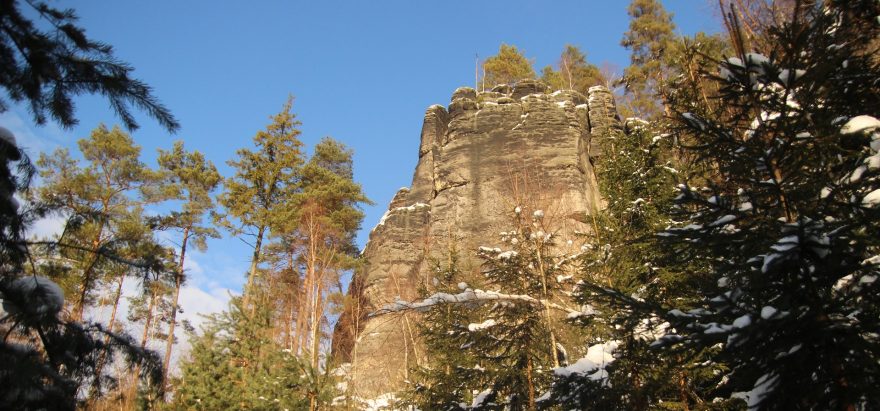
[368,288,588,318]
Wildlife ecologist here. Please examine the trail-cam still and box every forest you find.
[1,0,879,410]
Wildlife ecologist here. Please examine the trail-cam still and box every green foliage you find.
[0,127,163,410]
[216,96,306,304]
[0,1,178,132]
[652,2,880,408]
[402,252,481,410]
[154,141,222,251]
[620,0,677,118]
[170,297,337,410]
[33,124,163,320]
[482,44,536,89]
[152,140,223,378]
[540,45,605,95]
[400,203,584,411]
[286,137,370,258]
[217,96,305,239]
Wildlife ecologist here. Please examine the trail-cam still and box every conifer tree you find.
[453,205,575,410]
[540,45,605,95]
[638,1,880,408]
[285,137,369,369]
[153,141,221,380]
[620,0,677,118]
[541,120,734,409]
[402,250,482,410]
[170,295,337,410]
[0,127,163,410]
[482,44,536,88]
[217,96,305,307]
[35,124,159,322]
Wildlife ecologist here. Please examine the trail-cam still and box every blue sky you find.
[6,1,722,323]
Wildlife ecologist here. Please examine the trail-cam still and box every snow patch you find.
[554,341,618,383]
[1,276,65,321]
[840,115,880,135]
[468,319,497,332]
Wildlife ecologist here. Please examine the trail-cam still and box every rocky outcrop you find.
[332,80,621,398]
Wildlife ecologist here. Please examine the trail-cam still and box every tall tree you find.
[216,96,305,308]
[35,124,157,322]
[540,45,605,95]
[481,44,536,89]
[285,137,369,385]
[0,126,163,410]
[153,141,221,380]
[620,0,677,118]
[0,0,179,132]
[641,1,880,408]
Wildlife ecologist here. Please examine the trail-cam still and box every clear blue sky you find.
[6,0,722,317]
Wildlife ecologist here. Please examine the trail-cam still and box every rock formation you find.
[332,80,622,398]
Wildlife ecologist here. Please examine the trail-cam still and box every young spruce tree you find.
[651,1,880,408]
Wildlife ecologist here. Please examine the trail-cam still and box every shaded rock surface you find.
[331,81,621,398]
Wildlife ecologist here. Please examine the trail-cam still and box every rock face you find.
[332,80,621,398]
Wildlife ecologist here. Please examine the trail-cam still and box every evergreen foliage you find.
[0,0,179,132]
[553,1,880,409]
[620,0,677,118]
[401,205,576,410]
[33,124,162,322]
[170,296,337,410]
[402,251,481,411]
[540,45,605,95]
[652,2,880,408]
[216,96,305,305]
[153,141,222,380]
[0,126,163,410]
[482,45,536,89]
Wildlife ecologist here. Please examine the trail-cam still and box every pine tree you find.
[216,96,305,307]
[541,120,734,409]
[456,205,576,410]
[0,0,178,132]
[153,141,221,381]
[170,295,337,410]
[620,0,677,118]
[650,1,880,408]
[481,44,536,89]
[0,126,163,410]
[35,124,159,322]
[287,138,369,362]
[540,45,605,95]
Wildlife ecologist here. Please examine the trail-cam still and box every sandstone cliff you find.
[332,80,621,398]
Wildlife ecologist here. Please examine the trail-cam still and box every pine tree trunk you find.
[129,286,159,397]
[162,227,189,379]
[91,274,126,395]
[141,289,158,349]
[73,222,107,321]
[308,224,321,368]
[243,225,266,312]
